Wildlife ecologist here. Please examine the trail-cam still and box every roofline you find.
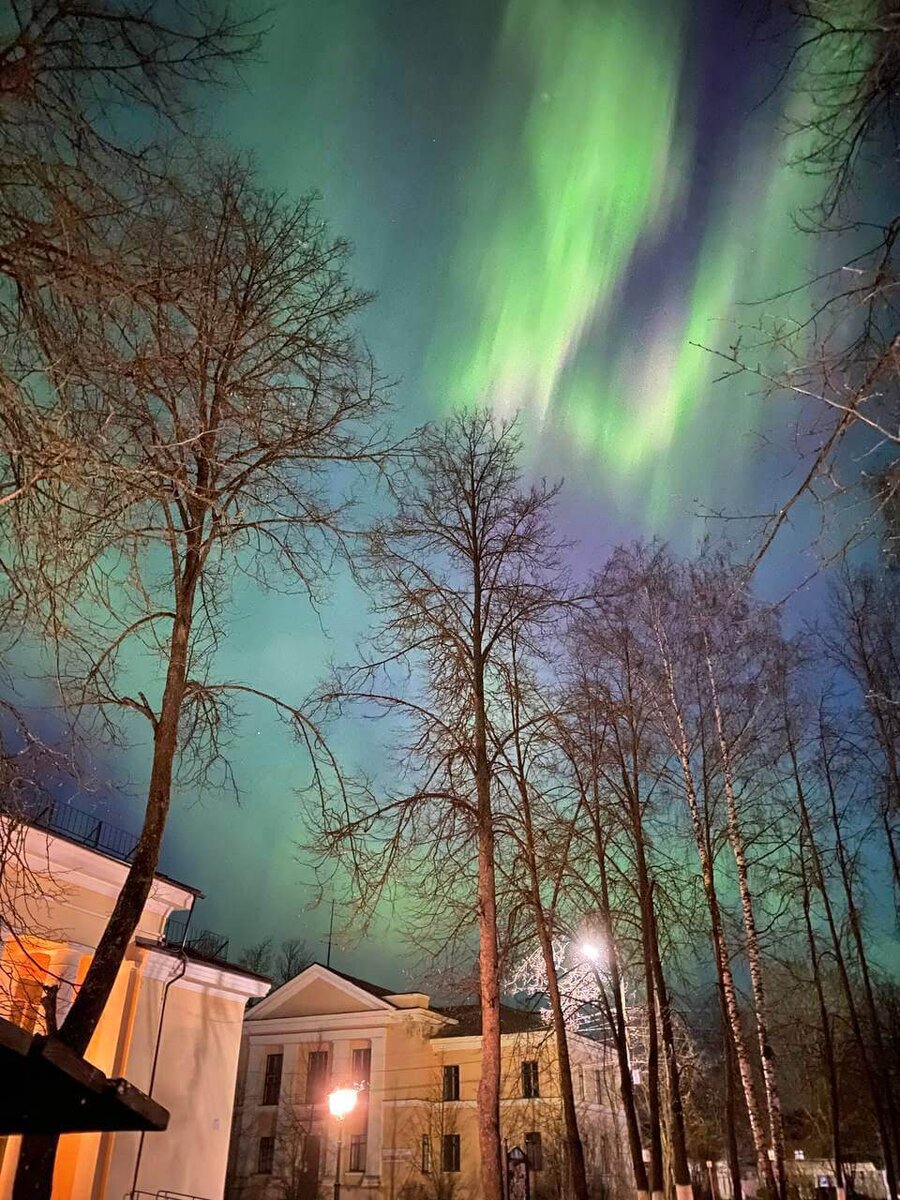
[135,936,269,984]
[17,815,204,899]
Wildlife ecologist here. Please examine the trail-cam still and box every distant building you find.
[226,962,627,1200]
[0,803,269,1199]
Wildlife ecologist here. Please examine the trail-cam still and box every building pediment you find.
[246,963,396,1021]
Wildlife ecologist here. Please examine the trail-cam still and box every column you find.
[364,1032,386,1184]
[49,946,85,1026]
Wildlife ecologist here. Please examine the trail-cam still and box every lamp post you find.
[328,1086,358,1200]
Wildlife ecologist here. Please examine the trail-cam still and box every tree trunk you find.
[819,721,900,1182]
[648,886,692,1200]
[14,601,196,1199]
[798,844,844,1200]
[705,645,785,1200]
[511,749,590,1200]
[473,654,503,1200]
[634,840,664,1200]
[719,977,744,1200]
[535,907,591,1200]
[655,639,774,1197]
[784,711,898,1200]
[593,821,649,1200]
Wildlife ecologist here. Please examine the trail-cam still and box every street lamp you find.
[328,1087,358,1200]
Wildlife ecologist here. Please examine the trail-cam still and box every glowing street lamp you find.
[328,1087,358,1200]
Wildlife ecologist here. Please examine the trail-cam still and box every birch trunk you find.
[704,642,785,1200]
[654,629,775,1196]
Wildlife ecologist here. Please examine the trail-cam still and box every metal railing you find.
[127,1191,213,1200]
[2,793,139,862]
[162,917,230,963]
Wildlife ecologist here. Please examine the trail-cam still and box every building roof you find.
[433,1002,548,1038]
[4,796,203,898]
[308,962,397,1001]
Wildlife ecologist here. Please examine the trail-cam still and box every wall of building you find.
[0,820,267,1200]
[227,970,626,1200]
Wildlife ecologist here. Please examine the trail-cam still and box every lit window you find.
[421,1134,432,1173]
[349,1134,367,1172]
[258,1135,275,1174]
[443,1064,460,1101]
[442,1133,461,1172]
[522,1060,540,1098]
[352,1046,372,1089]
[262,1053,282,1106]
[525,1131,543,1170]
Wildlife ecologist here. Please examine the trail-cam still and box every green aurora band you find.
[440,0,838,522]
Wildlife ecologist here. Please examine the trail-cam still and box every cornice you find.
[21,824,194,915]
[140,946,269,1000]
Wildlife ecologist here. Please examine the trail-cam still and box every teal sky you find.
[29,0,889,987]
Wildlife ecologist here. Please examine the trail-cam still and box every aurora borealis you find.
[29,0,885,984]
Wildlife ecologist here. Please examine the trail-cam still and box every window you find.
[442,1133,461,1173]
[442,1064,460,1101]
[258,1135,275,1174]
[303,1134,322,1182]
[349,1133,367,1172]
[577,1065,585,1100]
[261,1052,283,1106]
[522,1060,540,1098]
[421,1134,432,1174]
[525,1131,543,1171]
[595,1068,604,1103]
[352,1046,372,1089]
[306,1049,330,1103]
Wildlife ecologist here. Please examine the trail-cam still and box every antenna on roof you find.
[326,897,335,968]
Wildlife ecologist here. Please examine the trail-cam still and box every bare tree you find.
[314,411,567,1200]
[4,157,387,1197]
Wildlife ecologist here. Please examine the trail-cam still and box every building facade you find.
[0,808,269,1199]
[227,963,627,1200]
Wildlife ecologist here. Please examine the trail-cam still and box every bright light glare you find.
[581,942,602,962]
[328,1087,358,1119]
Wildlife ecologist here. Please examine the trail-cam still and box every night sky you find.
[47,0,887,986]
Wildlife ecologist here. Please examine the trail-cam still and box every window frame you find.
[421,1133,432,1174]
[261,1052,283,1107]
[525,1131,543,1171]
[257,1134,275,1174]
[442,1063,460,1101]
[352,1045,372,1089]
[521,1059,540,1099]
[305,1048,330,1104]
[441,1132,461,1173]
[349,1133,367,1173]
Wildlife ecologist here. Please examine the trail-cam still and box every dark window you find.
[442,1064,460,1101]
[421,1134,432,1173]
[306,1049,330,1103]
[595,1068,604,1103]
[349,1133,367,1173]
[262,1053,283,1106]
[525,1131,543,1171]
[258,1135,275,1174]
[303,1134,322,1182]
[522,1060,540,1098]
[442,1133,461,1173]
[352,1046,372,1088]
